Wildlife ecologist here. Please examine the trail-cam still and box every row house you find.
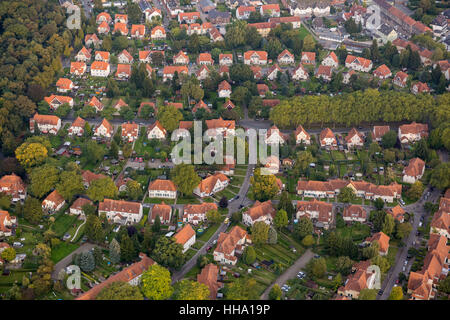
[398,122,428,144]
[337,260,378,299]
[150,202,172,224]
[296,199,333,229]
[295,125,311,145]
[183,202,218,225]
[148,179,177,199]
[197,264,222,300]
[68,116,86,136]
[343,204,367,223]
[296,179,402,203]
[56,78,74,93]
[345,55,373,72]
[180,22,213,36]
[244,51,268,65]
[70,61,87,75]
[0,210,16,237]
[44,95,73,110]
[402,157,425,184]
[99,199,143,225]
[30,113,61,134]
[0,174,26,203]
[91,61,110,77]
[174,224,196,253]
[248,22,276,37]
[151,26,166,40]
[242,200,276,226]
[213,226,250,265]
[94,118,114,138]
[76,254,154,300]
[208,10,231,25]
[290,2,330,17]
[162,65,188,81]
[42,190,65,214]
[121,122,139,142]
[69,197,93,217]
[407,234,449,299]
[147,120,167,140]
[194,173,229,198]
[430,196,449,239]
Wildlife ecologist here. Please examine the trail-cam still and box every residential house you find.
[393,71,408,88]
[148,179,177,199]
[214,226,250,265]
[236,6,255,19]
[88,96,104,112]
[116,64,132,79]
[56,78,74,93]
[95,51,110,62]
[69,197,93,217]
[85,34,101,47]
[197,53,214,65]
[265,125,287,145]
[219,54,233,66]
[223,100,235,110]
[147,120,167,140]
[70,61,87,75]
[263,155,280,175]
[402,158,425,184]
[320,128,337,148]
[68,117,86,136]
[178,12,201,24]
[118,49,133,64]
[316,65,332,81]
[183,202,218,225]
[0,211,16,237]
[29,113,61,134]
[345,55,373,72]
[260,4,280,17]
[173,51,189,64]
[373,64,392,79]
[365,231,390,255]
[113,22,128,35]
[115,13,128,24]
[194,173,229,198]
[121,122,139,142]
[90,61,110,77]
[42,190,65,213]
[97,21,110,34]
[244,51,268,65]
[208,10,231,24]
[343,205,367,223]
[398,122,428,144]
[94,118,114,138]
[277,49,295,65]
[242,200,276,226]
[322,52,339,68]
[130,24,145,39]
[0,174,26,203]
[268,16,302,28]
[44,95,73,110]
[296,199,333,229]
[411,82,430,94]
[267,64,282,81]
[151,26,166,40]
[76,254,154,300]
[99,199,143,225]
[150,202,172,224]
[218,80,231,98]
[205,117,235,136]
[301,52,316,65]
[337,260,378,299]
[81,170,106,188]
[291,64,309,80]
[174,224,196,253]
[295,125,311,145]
[372,125,390,142]
[345,128,365,149]
[75,46,92,62]
[387,205,406,223]
[197,264,222,300]
[162,65,188,81]
[257,83,269,97]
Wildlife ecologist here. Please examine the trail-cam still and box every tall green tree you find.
[141,264,173,300]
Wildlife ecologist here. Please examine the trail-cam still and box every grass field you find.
[197,223,222,242]
[336,222,371,242]
[52,214,80,237]
[50,242,79,263]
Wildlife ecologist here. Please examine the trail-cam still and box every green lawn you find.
[50,242,80,263]
[185,248,197,261]
[144,197,176,204]
[52,214,80,237]
[197,223,222,242]
[298,25,312,41]
[336,222,371,242]
[176,195,201,204]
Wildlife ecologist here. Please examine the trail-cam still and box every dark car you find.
[378,290,383,295]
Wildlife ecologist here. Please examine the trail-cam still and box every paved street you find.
[171,164,255,283]
[378,187,442,300]
[260,249,314,300]
[51,243,99,280]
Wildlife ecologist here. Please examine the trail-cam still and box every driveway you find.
[260,248,314,300]
[51,243,99,280]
